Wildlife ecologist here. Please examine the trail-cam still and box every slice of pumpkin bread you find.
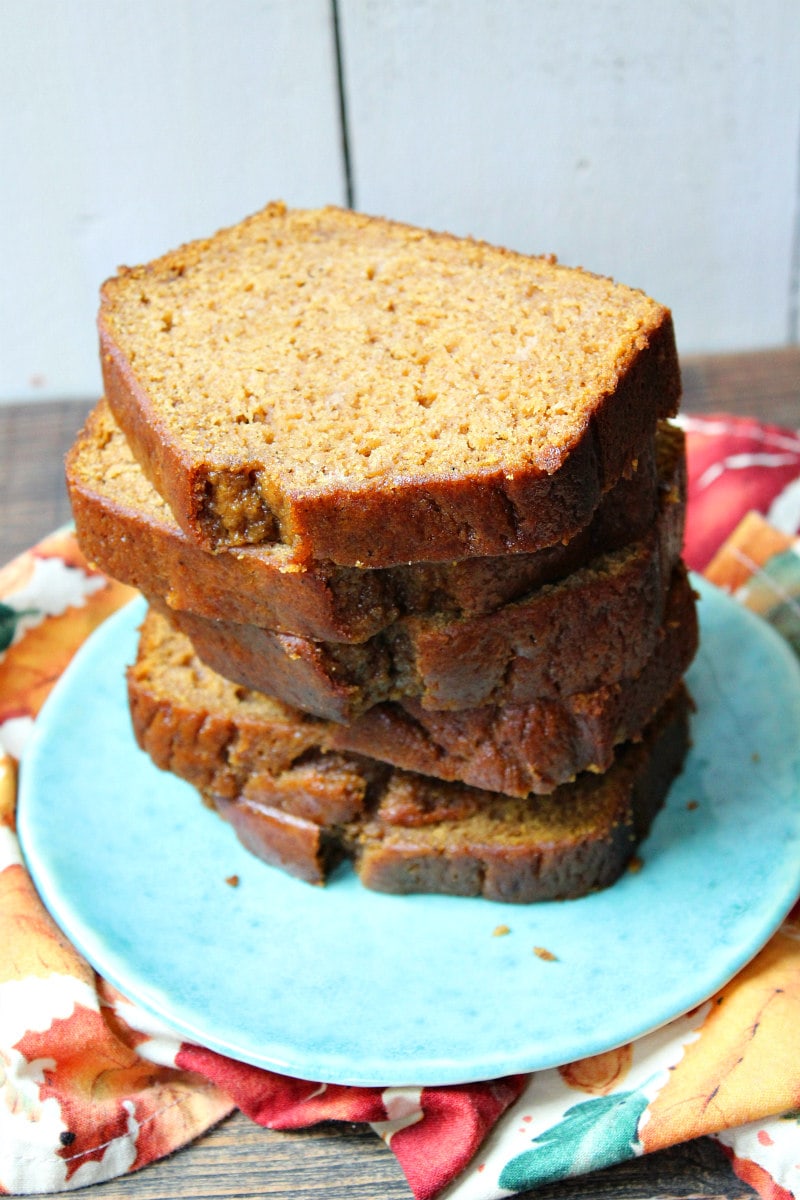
[127,605,689,900]
[149,446,685,720]
[99,202,680,566]
[214,691,689,901]
[348,689,689,901]
[68,401,682,643]
[130,579,696,805]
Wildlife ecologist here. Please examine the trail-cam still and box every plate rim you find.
[16,576,800,1086]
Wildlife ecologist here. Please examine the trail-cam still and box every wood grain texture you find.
[680,347,800,429]
[4,348,796,1197]
[0,398,93,565]
[20,1111,761,1200]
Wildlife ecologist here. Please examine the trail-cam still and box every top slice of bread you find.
[99,202,681,567]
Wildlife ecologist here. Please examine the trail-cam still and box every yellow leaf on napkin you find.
[641,909,800,1148]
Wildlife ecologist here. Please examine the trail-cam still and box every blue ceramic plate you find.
[18,577,800,1086]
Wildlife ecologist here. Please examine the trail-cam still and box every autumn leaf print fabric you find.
[0,533,236,1192]
[1,413,800,1199]
[681,412,800,572]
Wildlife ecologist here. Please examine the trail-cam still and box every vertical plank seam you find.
[331,0,355,209]
[789,112,800,344]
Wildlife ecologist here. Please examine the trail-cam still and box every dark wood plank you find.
[33,1115,414,1200]
[28,1110,760,1200]
[680,346,800,426]
[6,349,796,1198]
[0,398,94,567]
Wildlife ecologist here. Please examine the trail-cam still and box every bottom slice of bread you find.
[350,690,689,901]
[128,609,690,902]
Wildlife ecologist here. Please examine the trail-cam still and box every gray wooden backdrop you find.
[2,0,799,403]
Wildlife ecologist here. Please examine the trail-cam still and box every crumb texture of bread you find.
[99,203,680,564]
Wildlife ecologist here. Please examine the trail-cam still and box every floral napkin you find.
[1,413,799,1199]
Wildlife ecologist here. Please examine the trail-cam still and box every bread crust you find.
[326,571,696,795]
[155,520,687,722]
[69,402,683,643]
[352,691,689,901]
[127,613,690,899]
[130,579,696,804]
[99,204,681,567]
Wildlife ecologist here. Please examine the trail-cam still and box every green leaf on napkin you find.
[757,550,800,655]
[0,601,38,652]
[498,1090,649,1191]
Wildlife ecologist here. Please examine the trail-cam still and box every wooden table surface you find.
[1,346,798,1200]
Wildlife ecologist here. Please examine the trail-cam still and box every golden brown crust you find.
[327,568,697,795]
[68,401,683,643]
[129,576,696,806]
[128,612,690,900]
[151,469,686,721]
[99,203,680,566]
[210,799,340,886]
[352,691,689,901]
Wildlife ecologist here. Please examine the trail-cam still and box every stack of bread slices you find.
[67,203,697,903]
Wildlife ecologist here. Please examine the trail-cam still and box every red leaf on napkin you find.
[683,414,800,571]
